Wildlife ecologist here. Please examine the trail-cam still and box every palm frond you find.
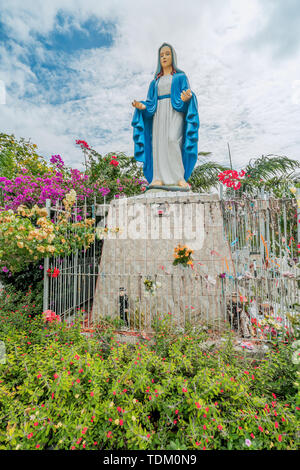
[189,160,229,192]
[245,155,300,181]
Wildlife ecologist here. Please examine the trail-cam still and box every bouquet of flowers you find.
[47,267,60,278]
[173,244,193,268]
[144,278,162,296]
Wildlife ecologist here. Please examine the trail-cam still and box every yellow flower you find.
[114,419,119,425]
[131,416,136,421]
[37,246,45,253]
[17,241,24,249]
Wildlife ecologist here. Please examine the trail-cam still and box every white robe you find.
[152,75,185,185]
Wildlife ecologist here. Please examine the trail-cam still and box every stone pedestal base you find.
[91,192,235,332]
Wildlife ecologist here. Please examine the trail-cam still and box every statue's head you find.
[155,43,182,79]
[159,44,173,70]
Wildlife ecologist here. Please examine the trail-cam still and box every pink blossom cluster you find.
[42,310,61,323]
[218,169,246,190]
[0,164,110,211]
[76,140,90,150]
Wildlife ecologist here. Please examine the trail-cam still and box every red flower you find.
[76,140,90,150]
[42,310,61,323]
[109,159,119,166]
[47,268,60,278]
[278,435,282,442]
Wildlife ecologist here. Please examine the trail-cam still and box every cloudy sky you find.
[0,0,299,171]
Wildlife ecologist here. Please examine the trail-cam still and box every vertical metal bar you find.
[43,198,51,312]
[297,188,300,256]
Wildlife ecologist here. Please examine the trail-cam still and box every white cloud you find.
[0,0,299,173]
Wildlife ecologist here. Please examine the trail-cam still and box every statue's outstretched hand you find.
[132,100,146,110]
[181,89,192,102]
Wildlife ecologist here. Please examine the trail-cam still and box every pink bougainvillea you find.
[218,169,246,190]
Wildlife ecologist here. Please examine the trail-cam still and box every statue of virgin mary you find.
[131,42,200,188]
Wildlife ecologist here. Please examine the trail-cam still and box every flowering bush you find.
[0,202,95,273]
[42,310,61,323]
[0,313,298,450]
[218,169,246,191]
[47,268,60,278]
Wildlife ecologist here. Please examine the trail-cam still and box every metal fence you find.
[44,192,299,339]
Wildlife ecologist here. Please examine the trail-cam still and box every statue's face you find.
[160,45,172,69]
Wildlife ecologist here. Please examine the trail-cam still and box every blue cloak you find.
[131,71,200,185]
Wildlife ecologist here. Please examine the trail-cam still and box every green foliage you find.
[0,282,44,330]
[0,133,50,180]
[83,149,147,202]
[0,314,298,450]
[230,155,300,197]
[189,158,229,193]
[0,204,95,273]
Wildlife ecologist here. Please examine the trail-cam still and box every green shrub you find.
[0,313,298,450]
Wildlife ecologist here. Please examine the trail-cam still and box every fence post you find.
[219,183,223,200]
[297,187,300,256]
[43,199,51,312]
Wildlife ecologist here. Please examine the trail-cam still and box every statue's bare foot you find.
[178,179,189,188]
[150,179,163,186]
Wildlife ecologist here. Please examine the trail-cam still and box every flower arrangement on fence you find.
[143,278,162,296]
[218,169,246,191]
[250,314,292,340]
[47,268,60,278]
[172,244,194,268]
[95,226,122,239]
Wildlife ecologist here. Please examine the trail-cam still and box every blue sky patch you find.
[3,12,116,105]
[35,12,115,54]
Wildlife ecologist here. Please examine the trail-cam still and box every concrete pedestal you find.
[91,191,235,331]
